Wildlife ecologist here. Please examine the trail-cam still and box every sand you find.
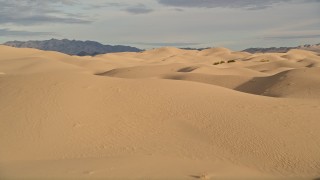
[0,45,320,179]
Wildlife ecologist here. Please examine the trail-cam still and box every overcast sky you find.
[0,0,319,50]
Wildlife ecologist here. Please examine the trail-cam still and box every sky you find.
[0,0,319,50]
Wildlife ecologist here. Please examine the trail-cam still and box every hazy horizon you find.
[3,38,320,51]
[0,0,319,50]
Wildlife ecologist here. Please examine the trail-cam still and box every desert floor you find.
[0,45,320,179]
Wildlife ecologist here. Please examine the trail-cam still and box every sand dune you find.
[235,67,320,98]
[97,63,192,78]
[1,45,320,179]
[162,73,251,89]
[198,47,231,56]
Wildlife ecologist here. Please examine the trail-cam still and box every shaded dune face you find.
[1,45,320,179]
[177,66,200,72]
[235,67,320,98]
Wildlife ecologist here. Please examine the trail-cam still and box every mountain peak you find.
[3,39,142,56]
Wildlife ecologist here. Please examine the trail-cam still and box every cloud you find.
[0,0,91,25]
[0,28,56,36]
[125,4,153,14]
[157,0,296,10]
[0,15,91,25]
[265,34,320,39]
[85,2,129,9]
[173,8,185,12]
[70,1,154,15]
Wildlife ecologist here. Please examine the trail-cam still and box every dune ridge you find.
[1,45,320,179]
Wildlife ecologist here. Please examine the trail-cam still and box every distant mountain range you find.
[3,39,142,56]
[243,43,320,54]
[181,47,211,51]
[3,39,320,56]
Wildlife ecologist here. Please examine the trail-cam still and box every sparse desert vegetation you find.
[260,59,270,62]
[213,60,226,65]
[213,60,236,65]
[227,59,236,63]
